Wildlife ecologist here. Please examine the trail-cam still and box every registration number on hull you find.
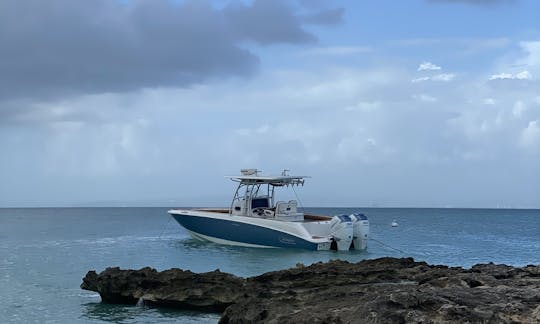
[317,242,331,251]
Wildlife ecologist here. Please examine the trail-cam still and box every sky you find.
[0,0,539,208]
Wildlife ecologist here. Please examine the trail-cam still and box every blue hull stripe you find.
[170,213,318,250]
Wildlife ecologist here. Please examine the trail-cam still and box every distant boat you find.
[168,169,370,251]
[391,219,398,227]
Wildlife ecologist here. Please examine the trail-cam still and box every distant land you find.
[1,199,537,210]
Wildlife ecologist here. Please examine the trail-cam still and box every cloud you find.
[432,73,456,81]
[2,57,539,207]
[446,96,540,160]
[411,73,455,82]
[489,70,532,80]
[0,0,341,103]
[302,8,344,25]
[520,120,540,153]
[483,98,496,105]
[413,62,455,82]
[411,77,431,83]
[515,41,540,74]
[2,26,540,208]
[512,101,526,118]
[412,94,438,102]
[223,0,319,44]
[418,62,442,71]
[344,101,381,112]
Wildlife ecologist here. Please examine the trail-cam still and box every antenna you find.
[241,169,260,176]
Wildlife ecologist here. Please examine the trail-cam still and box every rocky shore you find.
[81,257,540,323]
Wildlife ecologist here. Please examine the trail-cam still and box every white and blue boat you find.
[168,169,369,251]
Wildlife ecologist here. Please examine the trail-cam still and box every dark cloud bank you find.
[0,0,341,102]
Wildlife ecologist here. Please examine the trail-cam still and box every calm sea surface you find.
[1,207,539,323]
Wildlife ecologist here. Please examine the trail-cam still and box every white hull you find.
[169,209,368,251]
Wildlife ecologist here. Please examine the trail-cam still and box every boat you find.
[168,169,369,251]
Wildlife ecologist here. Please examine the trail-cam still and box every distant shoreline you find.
[1,205,539,210]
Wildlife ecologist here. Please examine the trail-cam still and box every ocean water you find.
[1,207,539,323]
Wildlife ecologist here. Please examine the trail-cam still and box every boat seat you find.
[275,200,304,221]
[276,201,290,215]
[288,200,298,213]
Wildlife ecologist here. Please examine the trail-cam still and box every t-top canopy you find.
[225,170,309,186]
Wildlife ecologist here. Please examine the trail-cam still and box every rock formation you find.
[81,257,540,323]
[81,267,245,312]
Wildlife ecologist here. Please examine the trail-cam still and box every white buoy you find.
[391,219,398,227]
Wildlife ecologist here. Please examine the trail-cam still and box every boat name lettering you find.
[279,237,296,245]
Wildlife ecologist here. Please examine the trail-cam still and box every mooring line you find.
[367,221,394,226]
[369,236,405,254]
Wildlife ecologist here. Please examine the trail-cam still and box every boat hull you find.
[169,211,324,250]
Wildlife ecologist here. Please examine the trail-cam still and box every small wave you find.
[14,234,188,249]
[78,292,101,299]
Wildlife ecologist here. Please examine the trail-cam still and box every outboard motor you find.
[330,215,354,251]
[350,213,369,250]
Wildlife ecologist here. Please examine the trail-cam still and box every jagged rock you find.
[81,257,540,323]
[81,266,245,311]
